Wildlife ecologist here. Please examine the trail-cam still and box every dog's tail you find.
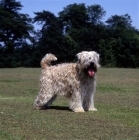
[40,53,57,69]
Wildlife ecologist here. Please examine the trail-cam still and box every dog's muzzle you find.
[85,62,97,77]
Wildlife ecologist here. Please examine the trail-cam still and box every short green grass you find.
[0,68,139,140]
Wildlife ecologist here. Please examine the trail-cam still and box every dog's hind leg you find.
[46,94,57,108]
[34,94,57,109]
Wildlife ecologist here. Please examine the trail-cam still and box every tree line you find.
[0,0,139,68]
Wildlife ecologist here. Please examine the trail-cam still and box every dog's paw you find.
[73,108,85,112]
[88,107,97,111]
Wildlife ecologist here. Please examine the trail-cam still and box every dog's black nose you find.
[90,62,94,66]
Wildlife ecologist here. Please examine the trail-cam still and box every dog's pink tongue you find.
[88,69,95,76]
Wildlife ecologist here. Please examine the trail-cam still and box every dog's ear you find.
[96,53,100,61]
[94,52,101,68]
[76,51,87,60]
[76,51,85,63]
[91,51,100,62]
[76,52,83,63]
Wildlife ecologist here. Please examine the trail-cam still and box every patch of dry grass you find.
[0,68,139,140]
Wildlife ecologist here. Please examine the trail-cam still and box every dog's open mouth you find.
[88,69,95,76]
[85,62,96,77]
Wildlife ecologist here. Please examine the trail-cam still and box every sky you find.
[20,0,139,29]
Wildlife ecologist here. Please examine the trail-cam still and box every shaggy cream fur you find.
[34,51,100,112]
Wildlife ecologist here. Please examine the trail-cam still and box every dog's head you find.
[76,51,100,77]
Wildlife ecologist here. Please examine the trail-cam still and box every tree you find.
[59,3,88,32]
[102,14,139,67]
[33,10,64,61]
[0,0,34,52]
[59,3,106,52]
[87,4,106,25]
[106,14,132,29]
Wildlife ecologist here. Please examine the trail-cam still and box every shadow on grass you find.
[49,106,70,111]
[38,106,70,111]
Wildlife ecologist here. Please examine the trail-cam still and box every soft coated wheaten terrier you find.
[34,51,100,112]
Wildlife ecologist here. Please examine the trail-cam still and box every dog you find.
[34,51,100,112]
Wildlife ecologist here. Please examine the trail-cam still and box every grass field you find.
[0,68,139,140]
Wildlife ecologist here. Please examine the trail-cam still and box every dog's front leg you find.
[88,95,97,111]
[88,86,97,111]
[82,84,97,111]
[83,94,97,111]
[69,91,84,112]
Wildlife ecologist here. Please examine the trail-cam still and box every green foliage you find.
[0,0,34,52]
[33,10,64,61]
[61,35,78,62]
[106,14,132,29]
[0,1,139,68]
[59,3,88,29]
[87,4,106,24]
